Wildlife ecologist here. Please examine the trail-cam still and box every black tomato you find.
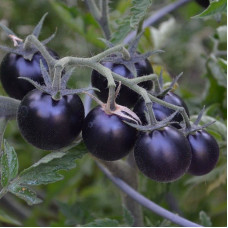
[195,0,210,8]
[82,106,137,161]
[187,130,219,176]
[134,126,192,182]
[0,49,59,100]
[133,92,189,127]
[91,59,153,108]
[17,89,84,150]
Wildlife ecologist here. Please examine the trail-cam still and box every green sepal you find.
[0,23,16,36]
[32,13,48,38]
[61,87,100,96]
[124,110,179,132]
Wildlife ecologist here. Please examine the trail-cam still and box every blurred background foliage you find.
[0,0,226,226]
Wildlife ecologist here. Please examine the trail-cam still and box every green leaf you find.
[193,0,227,19]
[217,58,227,71]
[1,140,18,187]
[130,0,152,29]
[199,211,212,226]
[8,184,42,206]
[82,218,119,227]
[0,209,22,226]
[207,57,227,88]
[4,142,86,205]
[111,0,153,44]
[122,205,134,226]
[202,66,226,117]
[111,17,132,44]
[16,143,87,186]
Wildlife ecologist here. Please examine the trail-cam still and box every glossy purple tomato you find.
[187,130,219,175]
[133,92,189,127]
[82,106,137,161]
[91,58,153,108]
[17,89,84,150]
[134,126,192,182]
[0,49,59,100]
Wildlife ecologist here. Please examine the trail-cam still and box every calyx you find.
[181,106,216,136]
[150,70,183,98]
[19,62,97,100]
[100,33,164,77]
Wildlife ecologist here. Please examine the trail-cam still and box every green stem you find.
[146,103,157,125]
[148,94,191,128]
[107,85,116,111]
[25,35,191,129]
[152,75,162,94]
[110,72,191,127]
[0,96,20,120]
[100,0,111,40]
[52,66,63,99]
[131,74,157,84]
[85,0,111,40]
[91,45,130,62]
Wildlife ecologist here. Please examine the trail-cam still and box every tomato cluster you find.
[0,32,219,182]
[84,60,219,182]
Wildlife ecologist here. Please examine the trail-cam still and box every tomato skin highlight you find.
[82,106,137,161]
[17,89,84,150]
[91,58,153,108]
[0,50,59,100]
[133,92,189,126]
[134,126,192,182]
[187,130,219,176]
